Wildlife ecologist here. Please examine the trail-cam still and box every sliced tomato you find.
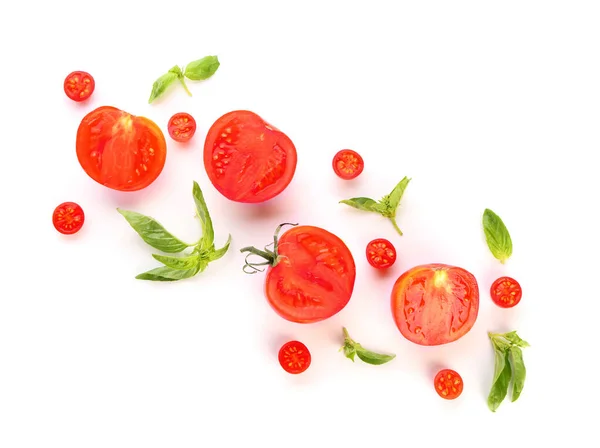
[53,202,85,235]
[168,112,197,142]
[391,263,479,346]
[332,149,364,180]
[278,340,311,374]
[203,110,297,203]
[366,238,396,269]
[76,106,167,192]
[434,369,464,400]
[64,71,95,102]
[490,276,522,308]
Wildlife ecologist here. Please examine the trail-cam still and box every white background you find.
[1,1,598,447]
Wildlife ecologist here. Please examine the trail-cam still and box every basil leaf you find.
[383,176,411,215]
[148,66,181,103]
[482,208,513,263]
[355,346,396,365]
[508,346,526,402]
[342,340,357,362]
[491,346,507,385]
[339,197,379,212]
[209,234,232,261]
[135,265,201,282]
[184,55,220,80]
[487,351,512,412]
[117,208,191,253]
[152,253,200,270]
[192,181,214,249]
[503,331,530,348]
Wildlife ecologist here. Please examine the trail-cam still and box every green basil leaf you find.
[482,208,513,263]
[487,352,512,412]
[343,344,356,362]
[192,181,214,249]
[135,265,201,282]
[503,331,530,348]
[184,55,220,80]
[209,234,232,261]
[148,66,182,103]
[117,208,191,253]
[508,346,526,402]
[383,176,411,215]
[355,346,396,365]
[152,253,200,270]
[339,197,380,212]
[491,347,507,385]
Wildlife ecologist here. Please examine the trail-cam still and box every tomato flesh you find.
[278,340,311,374]
[366,238,396,269]
[203,110,297,203]
[332,149,364,180]
[490,276,522,308]
[53,202,85,235]
[168,112,197,142]
[391,263,479,346]
[265,226,356,323]
[76,106,167,192]
[64,71,95,102]
[434,369,463,400]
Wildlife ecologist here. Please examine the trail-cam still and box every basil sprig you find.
[148,55,220,103]
[117,181,231,281]
[487,331,529,412]
[340,327,396,365]
[482,208,513,263]
[339,176,411,236]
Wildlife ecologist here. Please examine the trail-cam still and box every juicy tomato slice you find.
[76,106,167,192]
[391,263,479,346]
[203,110,297,203]
[366,238,396,269]
[64,71,95,102]
[332,149,364,180]
[490,276,522,308]
[168,112,197,142]
[278,340,311,374]
[434,369,464,400]
[265,225,356,323]
[53,202,85,235]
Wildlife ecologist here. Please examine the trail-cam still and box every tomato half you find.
[203,110,297,203]
[434,369,463,400]
[391,263,479,346]
[53,202,85,235]
[168,112,197,142]
[64,71,95,102]
[278,340,311,374]
[366,238,396,269]
[332,149,364,180]
[76,106,167,192]
[490,276,522,308]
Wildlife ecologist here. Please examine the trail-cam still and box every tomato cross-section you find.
[52,202,85,235]
[168,112,197,142]
[332,149,364,180]
[64,71,95,102]
[490,276,522,308]
[434,369,463,400]
[366,238,396,269]
[278,340,311,374]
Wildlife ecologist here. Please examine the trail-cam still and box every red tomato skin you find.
[264,226,356,324]
[64,71,95,102]
[168,112,197,142]
[278,340,311,374]
[203,110,297,203]
[490,276,522,308]
[332,149,364,180]
[391,263,479,346]
[76,106,167,192]
[52,202,85,235]
[434,369,464,400]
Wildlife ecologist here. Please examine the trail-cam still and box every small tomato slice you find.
[53,202,85,235]
[332,149,364,180]
[434,369,463,400]
[203,110,297,203]
[490,276,522,308]
[76,106,167,192]
[168,112,197,142]
[366,238,396,269]
[64,71,95,102]
[278,340,311,374]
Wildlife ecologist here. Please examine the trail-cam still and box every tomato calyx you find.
[240,222,298,273]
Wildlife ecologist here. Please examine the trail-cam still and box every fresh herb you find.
[487,331,529,412]
[148,55,220,103]
[117,181,231,281]
[339,176,411,236]
[482,208,513,263]
[340,327,396,365]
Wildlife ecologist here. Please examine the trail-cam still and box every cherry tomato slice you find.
[64,71,95,102]
[366,238,396,269]
[278,341,311,374]
[53,202,85,235]
[490,276,522,308]
[168,112,197,142]
[332,149,364,180]
[434,369,463,400]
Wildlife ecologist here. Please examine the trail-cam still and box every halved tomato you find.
[76,106,167,192]
[391,263,479,346]
[203,110,297,203]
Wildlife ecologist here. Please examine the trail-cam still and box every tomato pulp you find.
[168,112,197,142]
[434,369,464,400]
[278,340,311,374]
[332,149,364,180]
[391,263,479,346]
[64,71,95,102]
[203,110,297,203]
[366,238,396,269]
[242,224,356,323]
[52,202,85,235]
[490,276,522,308]
[76,106,167,192]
